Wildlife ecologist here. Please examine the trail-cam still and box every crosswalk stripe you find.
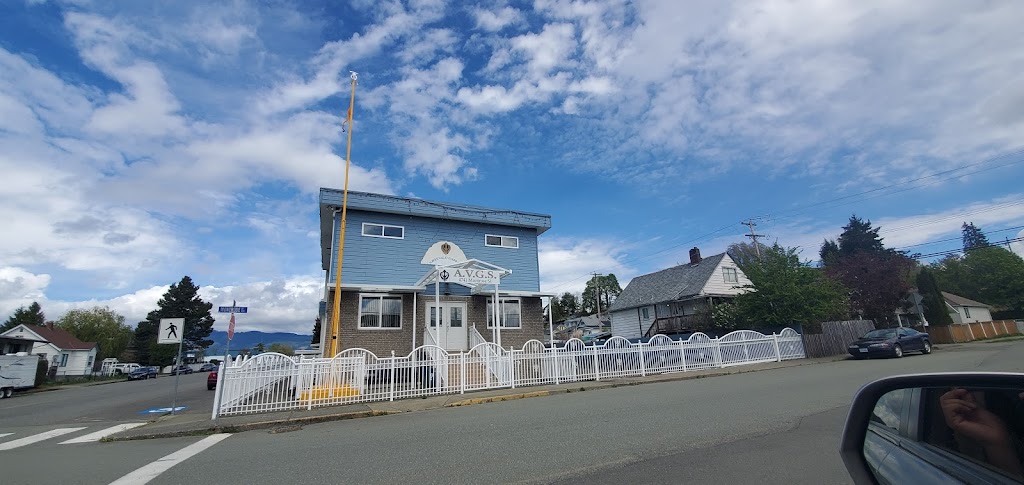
[0,427,87,451]
[109,434,232,485]
[60,423,147,444]
[0,433,12,439]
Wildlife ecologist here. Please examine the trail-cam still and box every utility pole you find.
[591,272,602,318]
[741,220,766,260]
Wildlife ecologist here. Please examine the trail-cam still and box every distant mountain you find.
[204,330,314,356]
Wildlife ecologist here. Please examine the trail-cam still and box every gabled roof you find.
[3,324,97,351]
[609,253,728,312]
[941,292,992,309]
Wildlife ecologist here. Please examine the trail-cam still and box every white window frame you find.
[723,267,738,284]
[486,298,522,329]
[59,353,69,367]
[357,294,403,329]
[641,307,650,319]
[361,223,405,239]
[485,234,519,249]
[963,307,971,319]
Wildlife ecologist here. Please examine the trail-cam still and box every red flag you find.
[228,312,236,340]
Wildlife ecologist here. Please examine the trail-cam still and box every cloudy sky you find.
[2,0,1023,335]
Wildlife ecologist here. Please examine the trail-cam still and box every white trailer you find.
[0,354,40,398]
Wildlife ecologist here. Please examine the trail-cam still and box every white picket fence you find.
[212,328,806,418]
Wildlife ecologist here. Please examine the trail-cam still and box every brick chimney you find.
[689,247,701,265]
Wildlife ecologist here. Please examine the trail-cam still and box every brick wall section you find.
[325,292,546,356]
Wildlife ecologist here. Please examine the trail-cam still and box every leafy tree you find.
[267,343,294,355]
[145,276,215,351]
[2,301,45,332]
[56,306,134,364]
[727,241,766,271]
[826,251,916,326]
[933,247,1024,316]
[582,274,622,315]
[731,244,849,331]
[915,268,953,326]
[961,222,990,252]
[546,292,576,322]
[311,317,321,345]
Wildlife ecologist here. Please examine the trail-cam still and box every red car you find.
[207,370,218,390]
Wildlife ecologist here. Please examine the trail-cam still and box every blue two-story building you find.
[318,189,554,357]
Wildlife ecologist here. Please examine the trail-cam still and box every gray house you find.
[608,248,751,339]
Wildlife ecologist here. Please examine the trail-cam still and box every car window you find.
[920,387,1024,480]
[871,389,911,434]
[865,330,896,339]
[903,328,919,336]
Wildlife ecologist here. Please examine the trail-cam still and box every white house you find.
[608,248,752,339]
[0,324,98,377]
[942,292,993,324]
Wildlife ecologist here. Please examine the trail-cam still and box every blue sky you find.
[2,0,1023,334]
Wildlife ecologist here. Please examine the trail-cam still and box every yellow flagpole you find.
[329,71,358,357]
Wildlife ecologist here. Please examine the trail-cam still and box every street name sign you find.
[218,306,247,313]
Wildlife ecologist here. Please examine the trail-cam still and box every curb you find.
[110,355,850,440]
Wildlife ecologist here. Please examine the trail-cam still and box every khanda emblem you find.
[439,270,450,281]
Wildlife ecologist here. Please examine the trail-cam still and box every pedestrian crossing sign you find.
[158,318,184,344]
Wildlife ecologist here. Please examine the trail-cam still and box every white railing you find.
[214,328,807,417]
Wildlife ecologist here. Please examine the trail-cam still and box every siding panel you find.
[700,254,752,296]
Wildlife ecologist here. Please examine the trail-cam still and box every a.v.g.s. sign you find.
[439,268,501,286]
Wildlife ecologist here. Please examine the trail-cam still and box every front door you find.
[427,302,468,351]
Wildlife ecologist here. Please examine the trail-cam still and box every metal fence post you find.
[551,347,560,385]
[460,352,466,394]
[772,333,782,362]
[714,339,723,368]
[593,345,601,381]
[510,347,516,389]
[307,362,315,410]
[638,344,646,377]
[389,351,396,402]
[679,339,688,371]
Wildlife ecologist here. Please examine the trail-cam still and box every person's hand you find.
[940,388,1012,448]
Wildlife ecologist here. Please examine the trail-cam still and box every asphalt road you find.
[2,341,1022,485]
[0,371,214,428]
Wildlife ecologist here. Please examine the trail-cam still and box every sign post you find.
[214,302,246,420]
[158,318,185,415]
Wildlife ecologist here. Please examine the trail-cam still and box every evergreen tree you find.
[819,240,840,267]
[915,268,953,326]
[2,301,46,332]
[311,317,321,345]
[837,215,885,256]
[145,276,215,351]
[961,222,990,252]
[131,320,156,364]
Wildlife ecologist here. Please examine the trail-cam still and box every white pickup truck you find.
[100,358,141,376]
[0,354,40,398]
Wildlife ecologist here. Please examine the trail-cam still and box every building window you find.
[59,353,68,367]
[642,308,649,319]
[485,234,519,248]
[963,307,971,318]
[362,223,404,239]
[87,355,94,369]
[487,298,521,328]
[723,267,738,284]
[358,295,403,329]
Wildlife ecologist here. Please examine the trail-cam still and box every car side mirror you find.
[841,373,1024,484]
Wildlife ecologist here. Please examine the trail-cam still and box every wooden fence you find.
[802,320,876,358]
[926,320,1022,344]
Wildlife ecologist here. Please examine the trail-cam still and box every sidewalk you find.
[108,355,849,441]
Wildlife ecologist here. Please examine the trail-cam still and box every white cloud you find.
[0,268,320,335]
[472,6,524,32]
[539,237,634,296]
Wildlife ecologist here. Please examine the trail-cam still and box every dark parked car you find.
[170,365,194,375]
[207,370,218,390]
[848,327,931,359]
[199,363,217,372]
[127,367,158,380]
